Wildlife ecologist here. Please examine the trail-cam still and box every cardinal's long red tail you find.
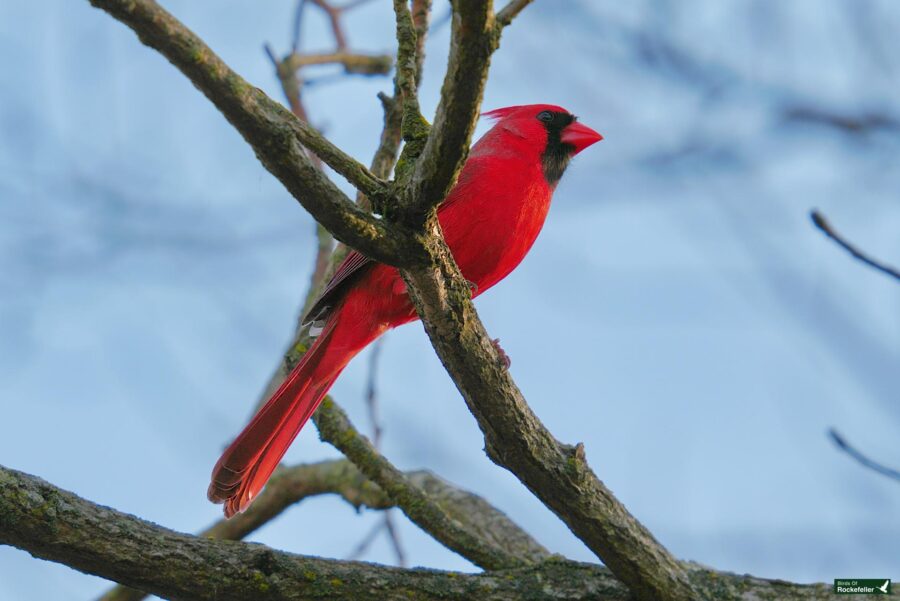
[208,319,343,518]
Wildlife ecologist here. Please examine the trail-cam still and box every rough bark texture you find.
[98,459,549,601]
[0,464,833,601]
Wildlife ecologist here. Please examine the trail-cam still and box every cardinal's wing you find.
[302,250,374,328]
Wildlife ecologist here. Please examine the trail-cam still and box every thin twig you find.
[383,511,408,567]
[292,0,309,53]
[784,106,900,134]
[365,338,385,448]
[810,209,900,282]
[356,338,408,566]
[411,0,432,87]
[393,0,426,143]
[829,429,900,482]
[285,51,393,75]
[311,0,348,50]
[496,0,535,27]
[347,519,387,560]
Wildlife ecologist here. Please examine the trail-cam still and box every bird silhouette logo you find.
[878,580,890,594]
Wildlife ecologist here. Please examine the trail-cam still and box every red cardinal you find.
[208,104,602,517]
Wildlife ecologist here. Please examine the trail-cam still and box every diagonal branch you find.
[398,234,703,601]
[311,0,350,50]
[0,464,835,601]
[810,209,900,282]
[382,2,701,599]
[829,429,900,483]
[495,0,534,27]
[88,0,414,266]
[313,397,538,569]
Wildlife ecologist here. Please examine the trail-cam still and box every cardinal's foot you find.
[491,338,511,369]
[466,279,479,298]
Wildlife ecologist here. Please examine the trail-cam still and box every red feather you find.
[208,104,602,516]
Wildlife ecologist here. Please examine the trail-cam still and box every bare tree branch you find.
[496,0,535,28]
[354,338,409,565]
[311,0,350,50]
[811,209,900,282]
[829,429,900,483]
[0,464,605,601]
[346,518,388,561]
[291,0,309,53]
[361,0,433,203]
[99,459,547,601]
[98,460,383,601]
[784,106,900,134]
[0,464,836,601]
[392,0,427,149]
[285,51,393,75]
[87,0,413,267]
[412,0,432,87]
[381,511,407,566]
[313,397,537,569]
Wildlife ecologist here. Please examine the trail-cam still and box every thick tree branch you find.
[0,464,603,601]
[88,0,417,266]
[398,229,702,601]
[0,464,834,601]
[100,459,548,601]
[810,209,900,282]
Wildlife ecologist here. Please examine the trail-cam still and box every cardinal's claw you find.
[491,338,511,369]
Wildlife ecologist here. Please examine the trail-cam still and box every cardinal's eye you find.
[537,111,553,123]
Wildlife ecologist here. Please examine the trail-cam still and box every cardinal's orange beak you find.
[561,121,603,154]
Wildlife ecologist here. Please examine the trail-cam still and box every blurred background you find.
[1,1,898,598]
